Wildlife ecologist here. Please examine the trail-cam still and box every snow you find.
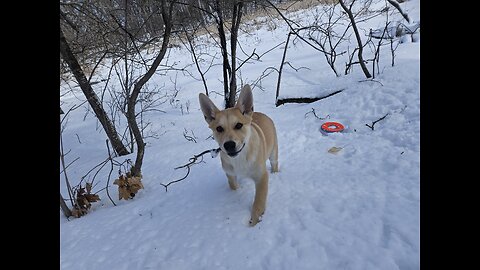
[60,0,420,269]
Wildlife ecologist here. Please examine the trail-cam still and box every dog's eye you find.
[234,123,243,130]
[216,126,224,132]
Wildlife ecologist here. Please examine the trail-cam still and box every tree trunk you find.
[338,0,372,79]
[215,0,232,108]
[386,0,410,23]
[275,32,292,106]
[60,193,72,218]
[60,28,130,156]
[227,1,243,108]
[127,0,174,177]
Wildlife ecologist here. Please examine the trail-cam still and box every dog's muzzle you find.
[225,142,245,157]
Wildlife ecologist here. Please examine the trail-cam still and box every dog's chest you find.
[221,153,256,179]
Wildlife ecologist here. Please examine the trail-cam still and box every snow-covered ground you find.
[60,0,420,269]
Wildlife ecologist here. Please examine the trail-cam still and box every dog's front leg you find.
[249,171,268,226]
[226,174,239,190]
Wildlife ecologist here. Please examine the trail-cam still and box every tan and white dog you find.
[199,84,278,226]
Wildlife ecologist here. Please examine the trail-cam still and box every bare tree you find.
[177,0,246,108]
[134,1,172,177]
[207,0,245,108]
[60,27,130,156]
[60,0,178,197]
[116,0,175,177]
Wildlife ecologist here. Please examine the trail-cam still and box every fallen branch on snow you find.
[366,113,389,130]
[276,89,344,107]
[304,108,330,120]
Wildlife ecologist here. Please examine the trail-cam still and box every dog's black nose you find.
[223,141,236,152]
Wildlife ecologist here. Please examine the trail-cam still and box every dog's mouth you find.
[226,143,246,157]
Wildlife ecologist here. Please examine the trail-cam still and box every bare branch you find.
[183,128,198,143]
[251,66,278,91]
[275,31,292,103]
[305,108,330,120]
[180,25,209,95]
[160,148,221,192]
[366,113,389,130]
[284,62,311,72]
[236,48,258,71]
[386,0,410,23]
[105,139,117,206]
[59,157,80,175]
[60,129,75,207]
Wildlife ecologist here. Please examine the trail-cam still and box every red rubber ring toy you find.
[321,121,345,133]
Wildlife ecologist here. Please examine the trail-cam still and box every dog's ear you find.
[199,93,219,123]
[235,84,254,116]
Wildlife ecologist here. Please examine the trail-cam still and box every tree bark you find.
[60,28,130,156]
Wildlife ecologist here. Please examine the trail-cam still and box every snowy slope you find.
[60,1,420,269]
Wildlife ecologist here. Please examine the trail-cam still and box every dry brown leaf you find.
[113,174,144,200]
[85,193,100,203]
[129,176,144,191]
[69,183,102,218]
[76,195,90,208]
[71,206,87,218]
[328,146,343,154]
[118,186,131,200]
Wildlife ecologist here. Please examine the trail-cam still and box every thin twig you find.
[183,128,198,143]
[358,79,384,86]
[180,25,209,95]
[257,41,285,59]
[59,157,80,175]
[251,67,278,91]
[235,48,258,71]
[60,131,75,207]
[284,62,311,72]
[160,148,220,192]
[78,158,110,187]
[105,139,117,206]
[75,133,82,144]
[305,108,330,120]
[366,113,389,130]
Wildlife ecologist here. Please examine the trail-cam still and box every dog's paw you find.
[228,181,239,190]
[249,212,263,226]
